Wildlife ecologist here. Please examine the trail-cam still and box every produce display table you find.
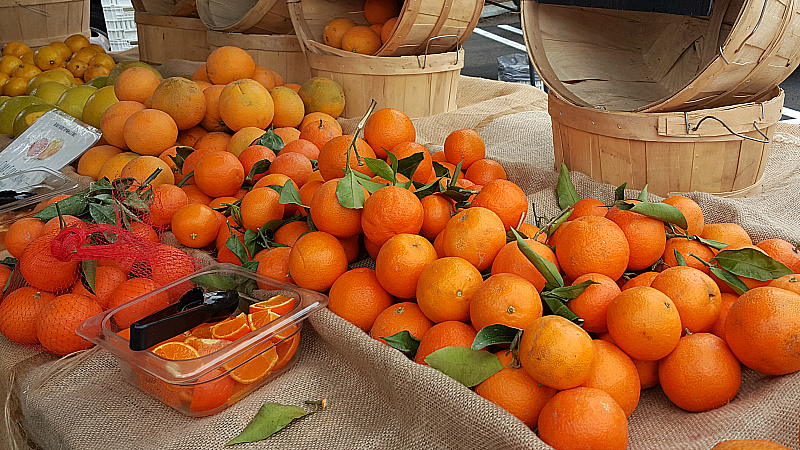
[2,75,800,449]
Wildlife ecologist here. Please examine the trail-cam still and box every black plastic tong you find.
[129,287,240,351]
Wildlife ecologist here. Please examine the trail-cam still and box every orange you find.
[606,287,682,361]
[255,246,294,289]
[148,244,198,296]
[309,178,363,237]
[519,315,595,390]
[83,65,110,82]
[725,286,800,375]
[464,158,506,186]
[0,287,54,344]
[36,293,102,354]
[192,64,209,82]
[193,131,231,153]
[662,195,705,236]
[419,194,455,240]
[239,144,277,184]
[415,256,484,323]
[87,265,129,309]
[218,78,274,132]
[328,267,394,331]
[211,313,250,340]
[568,197,608,219]
[299,111,342,134]
[470,179,528,231]
[176,125,207,147]
[650,266,722,334]
[605,206,666,271]
[280,138,320,159]
[769,273,800,295]
[152,341,200,359]
[151,77,206,130]
[469,273,542,332]
[170,203,219,248]
[711,440,792,450]
[122,108,179,157]
[337,234,360,263]
[658,332,741,412]
[323,18,357,48]
[381,17,398,44]
[361,185,424,246]
[299,179,323,214]
[64,34,90,54]
[240,187,284,232]
[205,46,255,85]
[77,144,123,180]
[555,215,630,281]
[300,119,341,150]
[317,134,377,181]
[182,184,213,204]
[287,231,348,292]
[440,207,506,271]
[364,0,400,24]
[662,237,715,274]
[756,238,800,272]
[100,101,146,149]
[566,273,621,333]
[341,26,382,54]
[129,221,159,243]
[474,349,557,428]
[228,126,266,157]
[194,150,245,197]
[32,45,62,71]
[114,67,161,104]
[41,215,85,236]
[274,126,301,144]
[621,271,659,290]
[374,233,437,299]
[4,217,44,258]
[370,302,433,344]
[267,152,313,187]
[250,65,276,90]
[120,155,175,187]
[490,239,558,292]
[414,320,477,365]
[189,369,235,413]
[700,222,753,251]
[199,84,226,132]
[273,221,311,247]
[11,63,41,82]
[2,41,31,58]
[389,141,432,183]
[297,77,346,118]
[19,230,80,293]
[269,85,304,128]
[149,184,189,229]
[710,292,739,343]
[537,387,628,450]
[580,339,640,417]
[443,128,485,170]
[363,107,416,159]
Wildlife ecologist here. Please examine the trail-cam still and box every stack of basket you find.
[522,0,800,198]
[132,0,210,64]
[287,0,482,118]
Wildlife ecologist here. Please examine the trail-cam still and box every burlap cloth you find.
[2,75,800,450]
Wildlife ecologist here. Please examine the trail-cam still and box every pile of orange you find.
[322,0,402,54]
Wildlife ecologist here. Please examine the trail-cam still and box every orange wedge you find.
[184,337,232,356]
[224,345,279,384]
[117,328,131,340]
[274,332,301,371]
[187,322,217,339]
[249,294,296,316]
[211,313,250,341]
[247,309,299,341]
[152,341,200,360]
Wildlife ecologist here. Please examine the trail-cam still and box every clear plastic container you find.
[77,263,328,417]
[0,167,82,252]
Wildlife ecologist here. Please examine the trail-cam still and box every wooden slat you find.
[0,0,89,48]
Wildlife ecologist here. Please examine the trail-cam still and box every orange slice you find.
[224,345,279,384]
[274,331,301,371]
[187,322,217,339]
[117,328,131,340]
[184,337,232,356]
[152,341,200,360]
[249,294,296,316]
[247,309,299,341]
[211,313,250,341]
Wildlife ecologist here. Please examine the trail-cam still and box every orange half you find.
[211,313,250,341]
[249,294,296,316]
[152,341,200,360]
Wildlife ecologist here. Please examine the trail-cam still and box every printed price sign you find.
[0,109,101,177]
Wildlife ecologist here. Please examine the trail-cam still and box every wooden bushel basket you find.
[549,87,784,198]
[135,12,211,64]
[195,0,292,34]
[0,0,90,49]
[130,0,197,17]
[288,0,482,56]
[206,31,311,84]
[523,0,800,112]
[305,45,463,119]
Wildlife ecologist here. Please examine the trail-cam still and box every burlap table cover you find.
[2,76,800,450]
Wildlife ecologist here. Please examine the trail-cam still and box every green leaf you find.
[441,186,474,202]
[82,259,97,294]
[278,180,304,207]
[357,178,388,194]
[226,234,249,265]
[253,129,283,155]
[546,280,597,300]
[386,148,399,174]
[396,152,425,180]
[0,257,17,268]
[243,228,259,258]
[629,202,688,230]
[614,182,627,201]
[88,203,116,225]
[545,209,573,238]
[425,347,504,387]
[674,248,687,266]
[693,236,729,251]
[89,177,113,193]
[241,260,259,272]
[472,324,521,350]
[712,248,794,281]
[709,267,748,295]
[191,273,239,291]
[2,264,14,294]
[336,172,366,209]
[380,330,420,358]
[226,403,308,445]
[413,177,445,200]
[540,294,583,324]
[168,146,194,172]
[34,192,89,221]
[363,157,395,183]
[557,163,579,210]
[512,228,563,290]
[449,160,464,187]
[432,161,450,178]
[636,186,648,202]
[245,159,272,182]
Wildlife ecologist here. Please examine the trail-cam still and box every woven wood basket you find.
[523,0,800,112]
[135,12,211,64]
[305,45,463,119]
[288,0,482,57]
[130,0,197,17]
[205,31,311,84]
[0,0,90,49]
[195,0,292,34]
[549,87,784,198]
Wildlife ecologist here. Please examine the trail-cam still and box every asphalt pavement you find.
[462,7,800,122]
